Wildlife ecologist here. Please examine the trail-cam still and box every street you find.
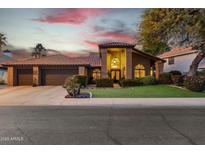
[0,106,205,144]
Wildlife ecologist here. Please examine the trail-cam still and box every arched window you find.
[134,64,145,78]
[92,69,101,80]
[111,57,120,69]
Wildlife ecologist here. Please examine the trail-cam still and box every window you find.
[92,69,101,80]
[150,67,153,76]
[134,64,145,78]
[111,57,120,69]
[168,57,175,65]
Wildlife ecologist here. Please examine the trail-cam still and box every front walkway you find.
[0,86,205,107]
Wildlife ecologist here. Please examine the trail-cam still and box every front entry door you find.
[111,70,121,82]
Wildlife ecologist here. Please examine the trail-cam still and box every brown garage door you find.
[42,69,78,85]
[17,69,33,86]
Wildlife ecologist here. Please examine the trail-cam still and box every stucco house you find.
[158,47,205,74]
[3,42,165,86]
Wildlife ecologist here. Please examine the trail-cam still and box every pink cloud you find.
[33,9,109,25]
[94,32,135,42]
[84,40,99,47]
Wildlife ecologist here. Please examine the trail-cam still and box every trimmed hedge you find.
[184,76,205,92]
[96,78,113,87]
[73,75,87,87]
[140,76,157,85]
[120,79,142,87]
[159,73,171,84]
[169,70,182,76]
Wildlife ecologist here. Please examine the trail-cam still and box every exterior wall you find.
[132,52,151,78]
[101,49,107,78]
[126,48,132,79]
[155,61,164,79]
[33,66,40,86]
[163,53,198,74]
[7,66,17,86]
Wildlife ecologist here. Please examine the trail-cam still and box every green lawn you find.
[83,85,205,98]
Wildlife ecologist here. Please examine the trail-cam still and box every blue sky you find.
[0,8,144,53]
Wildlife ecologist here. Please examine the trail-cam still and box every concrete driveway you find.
[0,86,205,107]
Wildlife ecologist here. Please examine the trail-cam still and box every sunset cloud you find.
[33,9,110,25]
[84,40,99,47]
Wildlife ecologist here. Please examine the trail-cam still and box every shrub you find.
[171,75,184,86]
[0,77,4,85]
[74,75,87,87]
[198,70,205,77]
[120,79,142,87]
[140,76,157,85]
[96,78,113,87]
[184,76,205,92]
[158,73,171,84]
[63,76,80,97]
[169,70,182,76]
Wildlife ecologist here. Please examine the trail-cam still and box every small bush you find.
[169,70,182,76]
[140,76,157,85]
[184,76,205,92]
[120,79,142,87]
[159,73,171,84]
[171,75,184,86]
[63,76,80,97]
[74,75,87,87]
[96,78,113,87]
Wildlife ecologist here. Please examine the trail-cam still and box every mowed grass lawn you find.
[84,85,205,98]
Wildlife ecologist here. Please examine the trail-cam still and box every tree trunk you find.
[187,51,205,76]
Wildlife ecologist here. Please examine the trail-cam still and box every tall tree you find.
[139,9,205,76]
[32,43,47,58]
[0,33,6,51]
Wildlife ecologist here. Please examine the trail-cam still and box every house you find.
[3,42,165,86]
[158,47,205,74]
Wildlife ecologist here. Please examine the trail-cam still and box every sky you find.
[0,8,145,54]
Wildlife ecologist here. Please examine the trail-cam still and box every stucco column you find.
[126,48,132,79]
[78,66,87,75]
[101,49,107,78]
[33,66,40,86]
[155,61,164,79]
[7,66,17,86]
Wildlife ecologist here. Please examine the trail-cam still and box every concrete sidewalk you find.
[62,98,205,108]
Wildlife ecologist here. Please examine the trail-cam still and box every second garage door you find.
[41,69,78,85]
[17,69,33,86]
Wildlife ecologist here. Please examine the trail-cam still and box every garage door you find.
[42,69,78,85]
[17,69,33,86]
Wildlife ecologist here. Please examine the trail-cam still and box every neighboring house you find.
[3,42,165,86]
[0,50,15,83]
[158,47,205,74]
[0,49,32,84]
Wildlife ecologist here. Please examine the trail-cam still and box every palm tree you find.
[0,33,6,52]
[32,43,47,58]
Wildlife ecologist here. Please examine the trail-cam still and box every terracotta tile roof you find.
[0,54,16,68]
[99,42,135,48]
[3,54,90,66]
[76,54,101,67]
[132,48,166,62]
[158,47,198,59]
